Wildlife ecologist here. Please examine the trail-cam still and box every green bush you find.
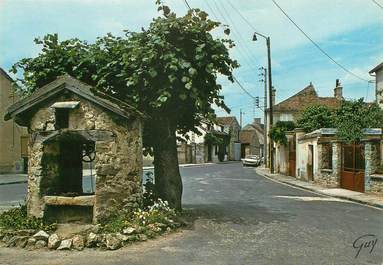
[269,121,296,145]
[297,105,335,133]
[0,205,56,231]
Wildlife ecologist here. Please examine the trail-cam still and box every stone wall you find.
[27,93,143,223]
[331,141,341,185]
[368,176,383,194]
[314,169,338,187]
[365,141,381,193]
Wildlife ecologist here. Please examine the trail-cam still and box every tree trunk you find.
[152,119,183,211]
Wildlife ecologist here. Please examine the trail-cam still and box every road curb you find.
[144,161,240,170]
[0,180,28,186]
[257,169,383,210]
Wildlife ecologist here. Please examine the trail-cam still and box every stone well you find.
[4,75,143,223]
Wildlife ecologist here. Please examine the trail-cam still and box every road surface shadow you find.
[183,201,292,226]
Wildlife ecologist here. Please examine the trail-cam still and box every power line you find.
[184,0,256,100]
[372,0,383,9]
[183,0,191,10]
[233,76,255,99]
[227,0,370,83]
[271,0,370,82]
[226,1,258,31]
[212,0,259,73]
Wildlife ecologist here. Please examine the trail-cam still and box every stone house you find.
[0,67,28,173]
[216,116,241,161]
[370,62,383,108]
[269,81,342,174]
[4,75,144,223]
[177,119,230,164]
[239,118,264,158]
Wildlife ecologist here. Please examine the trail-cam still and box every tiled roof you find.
[5,74,144,124]
[271,84,340,112]
[216,116,238,126]
[239,130,254,144]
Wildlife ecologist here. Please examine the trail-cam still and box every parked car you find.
[241,155,261,167]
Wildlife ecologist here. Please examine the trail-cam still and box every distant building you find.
[239,118,264,158]
[177,117,241,164]
[216,116,241,161]
[369,62,383,108]
[0,68,28,173]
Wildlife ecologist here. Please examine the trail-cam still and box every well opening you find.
[41,132,96,197]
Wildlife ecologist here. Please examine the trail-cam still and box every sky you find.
[0,0,382,126]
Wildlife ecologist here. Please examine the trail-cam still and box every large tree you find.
[10,2,238,210]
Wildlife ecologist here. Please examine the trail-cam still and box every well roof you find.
[4,74,144,123]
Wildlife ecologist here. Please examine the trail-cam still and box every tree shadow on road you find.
[181,201,292,227]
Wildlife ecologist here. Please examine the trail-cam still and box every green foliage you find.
[0,205,56,231]
[269,121,296,145]
[297,105,335,133]
[334,99,383,143]
[204,132,223,145]
[11,2,238,149]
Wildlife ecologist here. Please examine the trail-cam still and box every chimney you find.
[253,118,261,124]
[272,87,276,106]
[334,79,343,100]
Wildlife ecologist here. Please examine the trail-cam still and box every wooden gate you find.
[341,144,365,192]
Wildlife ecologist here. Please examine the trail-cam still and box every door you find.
[207,144,212,162]
[307,145,314,181]
[341,144,365,192]
[288,137,296,177]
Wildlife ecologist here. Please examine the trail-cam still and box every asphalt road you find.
[1,163,383,265]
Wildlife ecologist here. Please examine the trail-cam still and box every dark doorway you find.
[288,136,296,177]
[341,144,365,192]
[307,145,314,181]
[207,144,212,162]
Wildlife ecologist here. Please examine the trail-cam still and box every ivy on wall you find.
[269,121,296,145]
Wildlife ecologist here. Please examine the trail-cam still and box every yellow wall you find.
[0,70,28,173]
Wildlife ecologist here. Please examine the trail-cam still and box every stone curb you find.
[144,161,240,170]
[0,180,28,186]
[0,162,241,185]
[256,169,383,210]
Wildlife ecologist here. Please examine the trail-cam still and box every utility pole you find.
[266,37,274,173]
[253,33,274,173]
[240,109,244,128]
[260,67,268,166]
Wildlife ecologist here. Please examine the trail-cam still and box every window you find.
[55,108,69,129]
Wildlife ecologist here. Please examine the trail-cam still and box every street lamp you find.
[252,31,274,174]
